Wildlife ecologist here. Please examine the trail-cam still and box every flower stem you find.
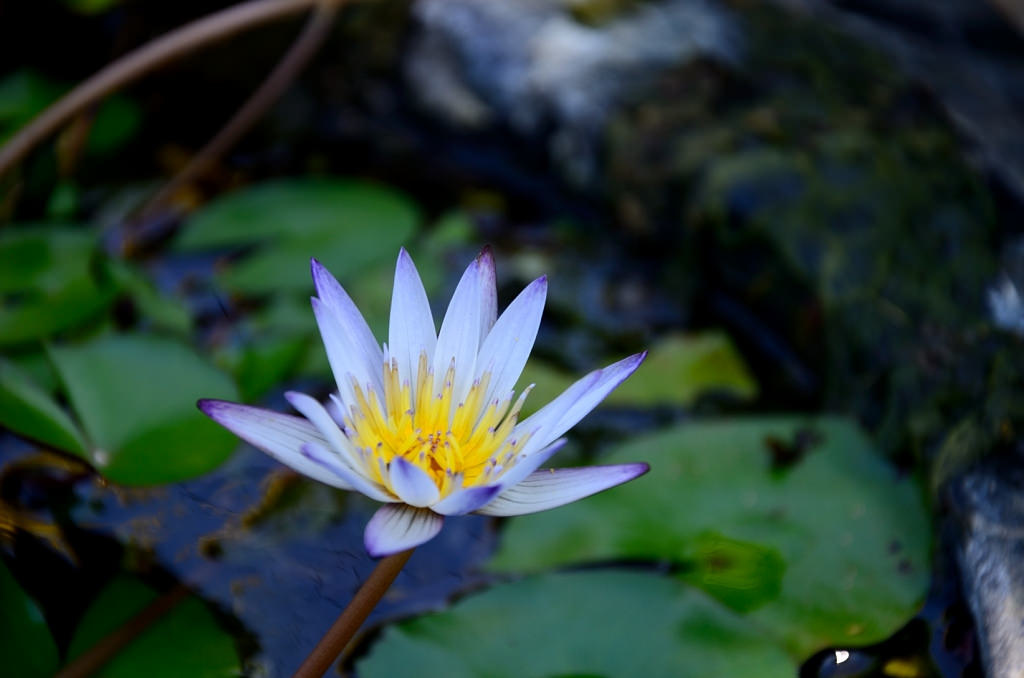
[54,585,190,678]
[137,0,343,218]
[292,548,414,678]
[0,0,340,179]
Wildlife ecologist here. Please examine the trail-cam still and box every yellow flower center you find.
[344,353,532,495]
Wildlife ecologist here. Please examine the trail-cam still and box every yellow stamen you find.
[344,351,531,494]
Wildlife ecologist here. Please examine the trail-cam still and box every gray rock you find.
[950,454,1024,678]
[405,0,740,184]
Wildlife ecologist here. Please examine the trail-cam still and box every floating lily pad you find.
[175,178,419,294]
[606,332,757,406]
[489,417,930,657]
[358,570,796,678]
[103,259,192,335]
[515,359,580,418]
[518,331,756,416]
[0,357,88,455]
[48,334,239,485]
[0,226,115,346]
[242,209,472,379]
[65,577,240,678]
[0,560,59,678]
[232,335,310,401]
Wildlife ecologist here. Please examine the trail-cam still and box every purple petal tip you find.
[628,462,651,478]
[196,398,222,417]
[364,534,388,558]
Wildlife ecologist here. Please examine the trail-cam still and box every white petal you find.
[433,250,493,401]
[388,457,441,507]
[301,441,395,502]
[431,484,501,515]
[492,438,567,491]
[325,395,347,428]
[284,391,364,470]
[364,504,444,557]
[197,399,353,490]
[312,259,382,361]
[388,249,436,383]
[475,276,547,408]
[475,463,649,516]
[312,297,382,407]
[516,352,647,455]
[512,371,601,455]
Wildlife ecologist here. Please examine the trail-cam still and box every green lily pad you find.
[244,209,466,379]
[48,334,239,485]
[489,417,930,657]
[0,226,115,346]
[516,359,579,418]
[679,531,786,614]
[175,178,419,294]
[606,332,757,405]
[9,350,60,392]
[103,259,192,336]
[0,357,88,455]
[517,331,756,416]
[0,560,59,678]
[232,334,310,401]
[358,570,796,678]
[341,260,402,338]
[65,577,239,678]
[413,210,476,291]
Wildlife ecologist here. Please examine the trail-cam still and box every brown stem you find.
[292,548,414,678]
[139,0,343,217]
[0,0,335,179]
[53,585,190,678]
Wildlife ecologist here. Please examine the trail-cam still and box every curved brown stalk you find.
[0,0,339,179]
[53,585,190,678]
[292,548,414,678]
[139,0,344,217]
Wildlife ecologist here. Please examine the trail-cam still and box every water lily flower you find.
[199,249,648,556]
